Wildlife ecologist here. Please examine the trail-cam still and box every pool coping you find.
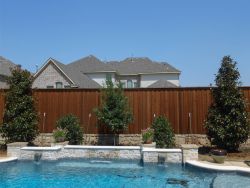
[186,160,250,173]
[64,145,141,150]
[0,157,18,163]
[142,148,182,153]
[21,146,62,151]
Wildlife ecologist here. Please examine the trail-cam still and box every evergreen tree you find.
[1,67,39,143]
[94,78,133,145]
[205,56,250,151]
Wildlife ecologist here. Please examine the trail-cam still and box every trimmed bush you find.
[152,116,175,148]
[56,114,83,145]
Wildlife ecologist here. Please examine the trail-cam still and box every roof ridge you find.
[68,55,102,65]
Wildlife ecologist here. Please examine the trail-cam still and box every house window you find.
[106,73,112,81]
[121,82,126,88]
[46,85,54,89]
[127,80,133,88]
[133,82,138,88]
[56,82,63,88]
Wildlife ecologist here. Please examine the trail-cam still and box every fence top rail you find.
[29,86,250,92]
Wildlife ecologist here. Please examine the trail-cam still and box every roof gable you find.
[34,58,101,88]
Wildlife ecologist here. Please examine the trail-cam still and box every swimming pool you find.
[0,160,249,188]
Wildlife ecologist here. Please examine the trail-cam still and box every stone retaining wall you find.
[4,134,250,148]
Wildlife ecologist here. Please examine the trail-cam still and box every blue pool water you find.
[0,159,249,188]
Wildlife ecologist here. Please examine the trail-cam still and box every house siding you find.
[116,75,140,88]
[32,63,72,88]
[85,73,115,87]
[140,74,179,88]
[0,75,8,89]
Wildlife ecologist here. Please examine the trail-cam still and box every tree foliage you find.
[56,114,83,145]
[205,56,250,151]
[152,116,175,148]
[94,78,133,135]
[1,67,39,143]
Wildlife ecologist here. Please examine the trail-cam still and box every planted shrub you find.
[142,128,154,144]
[56,114,83,145]
[1,67,39,143]
[152,116,175,148]
[53,128,67,142]
[205,56,250,151]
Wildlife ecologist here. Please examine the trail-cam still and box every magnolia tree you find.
[205,56,250,151]
[94,78,133,145]
[1,67,39,143]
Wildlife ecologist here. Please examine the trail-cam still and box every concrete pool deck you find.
[187,160,250,173]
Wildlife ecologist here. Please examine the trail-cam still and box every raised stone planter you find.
[7,142,28,158]
[181,144,199,162]
[142,142,156,148]
[51,141,69,147]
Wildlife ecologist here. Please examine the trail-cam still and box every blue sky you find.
[0,0,250,86]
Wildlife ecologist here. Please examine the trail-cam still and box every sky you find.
[0,0,250,86]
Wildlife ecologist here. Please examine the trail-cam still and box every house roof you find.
[0,56,17,76]
[147,79,178,88]
[108,57,180,75]
[51,58,101,88]
[68,55,115,73]
[34,58,101,88]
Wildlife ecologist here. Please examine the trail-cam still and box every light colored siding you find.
[86,73,115,87]
[0,75,8,89]
[32,63,71,88]
[140,74,179,88]
[116,75,140,88]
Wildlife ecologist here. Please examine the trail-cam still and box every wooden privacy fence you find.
[0,88,250,134]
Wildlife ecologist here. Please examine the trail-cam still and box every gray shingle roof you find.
[108,57,180,75]
[147,79,178,88]
[0,56,17,76]
[67,55,115,73]
[51,58,101,88]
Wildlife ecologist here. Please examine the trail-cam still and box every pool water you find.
[0,159,249,188]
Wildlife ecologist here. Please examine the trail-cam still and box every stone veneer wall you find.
[7,144,141,161]
[7,143,198,164]
[33,134,142,146]
[142,148,182,163]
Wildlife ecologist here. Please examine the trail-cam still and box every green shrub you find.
[0,67,39,143]
[53,128,67,142]
[152,116,175,148]
[205,56,250,151]
[142,128,154,144]
[56,114,83,145]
